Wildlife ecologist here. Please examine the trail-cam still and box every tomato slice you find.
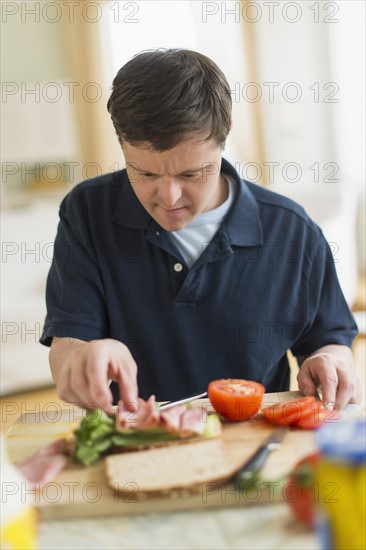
[261,396,316,425]
[294,402,341,430]
[208,379,265,422]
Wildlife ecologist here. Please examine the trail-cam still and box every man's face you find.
[122,137,226,232]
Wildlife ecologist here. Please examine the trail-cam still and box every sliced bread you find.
[105,438,237,494]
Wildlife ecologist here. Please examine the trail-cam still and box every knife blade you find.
[158,391,208,411]
[231,426,288,483]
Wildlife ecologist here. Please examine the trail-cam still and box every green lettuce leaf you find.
[73,409,221,466]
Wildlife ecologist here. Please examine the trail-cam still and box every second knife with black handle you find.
[231,426,288,483]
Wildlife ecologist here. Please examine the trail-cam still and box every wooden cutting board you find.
[6,391,317,519]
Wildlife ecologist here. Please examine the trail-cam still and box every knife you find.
[159,391,208,411]
[231,426,288,483]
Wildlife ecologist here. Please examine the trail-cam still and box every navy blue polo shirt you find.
[40,158,357,402]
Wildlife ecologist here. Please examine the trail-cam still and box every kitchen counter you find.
[7,395,363,550]
[38,504,319,550]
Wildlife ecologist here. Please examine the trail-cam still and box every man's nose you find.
[158,178,182,207]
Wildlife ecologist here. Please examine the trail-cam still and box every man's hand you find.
[297,344,361,410]
[49,338,138,411]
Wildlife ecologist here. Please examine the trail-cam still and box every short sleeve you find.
[40,194,109,346]
[291,230,358,356]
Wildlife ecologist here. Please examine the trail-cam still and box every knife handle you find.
[233,445,272,482]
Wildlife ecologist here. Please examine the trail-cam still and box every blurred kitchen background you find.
[1,0,365,396]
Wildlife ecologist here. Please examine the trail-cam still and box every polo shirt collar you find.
[113,158,263,247]
[112,170,152,229]
[221,158,263,247]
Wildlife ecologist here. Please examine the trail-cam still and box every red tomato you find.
[208,379,265,422]
[285,452,320,529]
[294,402,341,429]
[261,396,316,425]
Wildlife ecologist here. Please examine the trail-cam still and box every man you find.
[41,49,360,412]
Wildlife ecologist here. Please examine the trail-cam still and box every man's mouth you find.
[160,206,187,213]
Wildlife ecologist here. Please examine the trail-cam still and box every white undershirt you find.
[170,176,235,268]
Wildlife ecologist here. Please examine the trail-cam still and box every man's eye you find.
[182,172,199,178]
[141,172,156,178]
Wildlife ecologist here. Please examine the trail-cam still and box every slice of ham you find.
[117,396,206,438]
[117,395,160,431]
[179,407,206,437]
[18,455,69,490]
[160,405,187,433]
[17,438,69,489]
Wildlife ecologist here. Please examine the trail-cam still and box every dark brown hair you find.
[107,49,232,151]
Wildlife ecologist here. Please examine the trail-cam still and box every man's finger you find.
[85,356,114,410]
[56,364,84,406]
[316,368,338,408]
[349,379,362,404]
[111,352,139,410]
[333,370,359,410]
[69,360,97,408]
[297,365,319,397]
[118,374,139,411]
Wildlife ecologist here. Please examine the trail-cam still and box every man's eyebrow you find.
[125,163,209,175]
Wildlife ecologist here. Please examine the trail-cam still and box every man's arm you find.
[49,337,138,411]
[296,344,361,409]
